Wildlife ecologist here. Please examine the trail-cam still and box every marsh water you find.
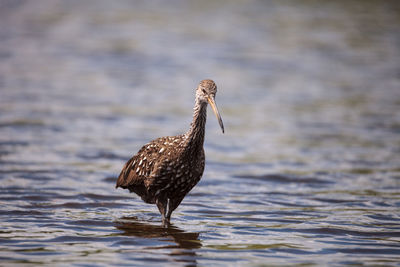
[1,0,400,266]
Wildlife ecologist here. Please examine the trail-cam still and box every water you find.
[1,0,400,266]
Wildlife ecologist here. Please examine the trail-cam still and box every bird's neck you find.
[185,99,207,151]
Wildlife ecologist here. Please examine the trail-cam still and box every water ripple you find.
[1,0,400,266]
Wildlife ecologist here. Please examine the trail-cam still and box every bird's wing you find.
[116,135,184,189]
[144,154,180,194]
[116,153,141,189]
[116,139,163,189]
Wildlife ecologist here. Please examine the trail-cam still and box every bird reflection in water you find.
[115,216,201,265]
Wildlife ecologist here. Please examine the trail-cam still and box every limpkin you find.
[116,79,224,226]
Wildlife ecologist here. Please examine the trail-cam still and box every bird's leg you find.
[156,199,166,222]
[167,197,182,222]
[156,198,170,227]
[165,198,173,224]
[162,199,172,227]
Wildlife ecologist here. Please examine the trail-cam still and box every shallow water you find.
[1,0,400,266]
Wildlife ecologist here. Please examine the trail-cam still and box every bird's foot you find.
[161,216,171,228]
[162,220,170,228]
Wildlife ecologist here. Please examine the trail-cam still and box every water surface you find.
[1,0,400,266]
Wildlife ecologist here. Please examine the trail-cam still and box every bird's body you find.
[116,80,224,226]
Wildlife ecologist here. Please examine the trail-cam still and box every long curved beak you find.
[207,96,225,134]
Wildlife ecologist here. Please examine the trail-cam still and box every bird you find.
[116,79,224,226]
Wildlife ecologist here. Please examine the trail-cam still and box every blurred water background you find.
[0,0,400,266]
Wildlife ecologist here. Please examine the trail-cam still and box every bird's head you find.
[196,79,224,133]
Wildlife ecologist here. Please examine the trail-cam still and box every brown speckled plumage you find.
[116,80,224,226]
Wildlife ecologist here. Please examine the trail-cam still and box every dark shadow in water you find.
[115,216,201,265]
